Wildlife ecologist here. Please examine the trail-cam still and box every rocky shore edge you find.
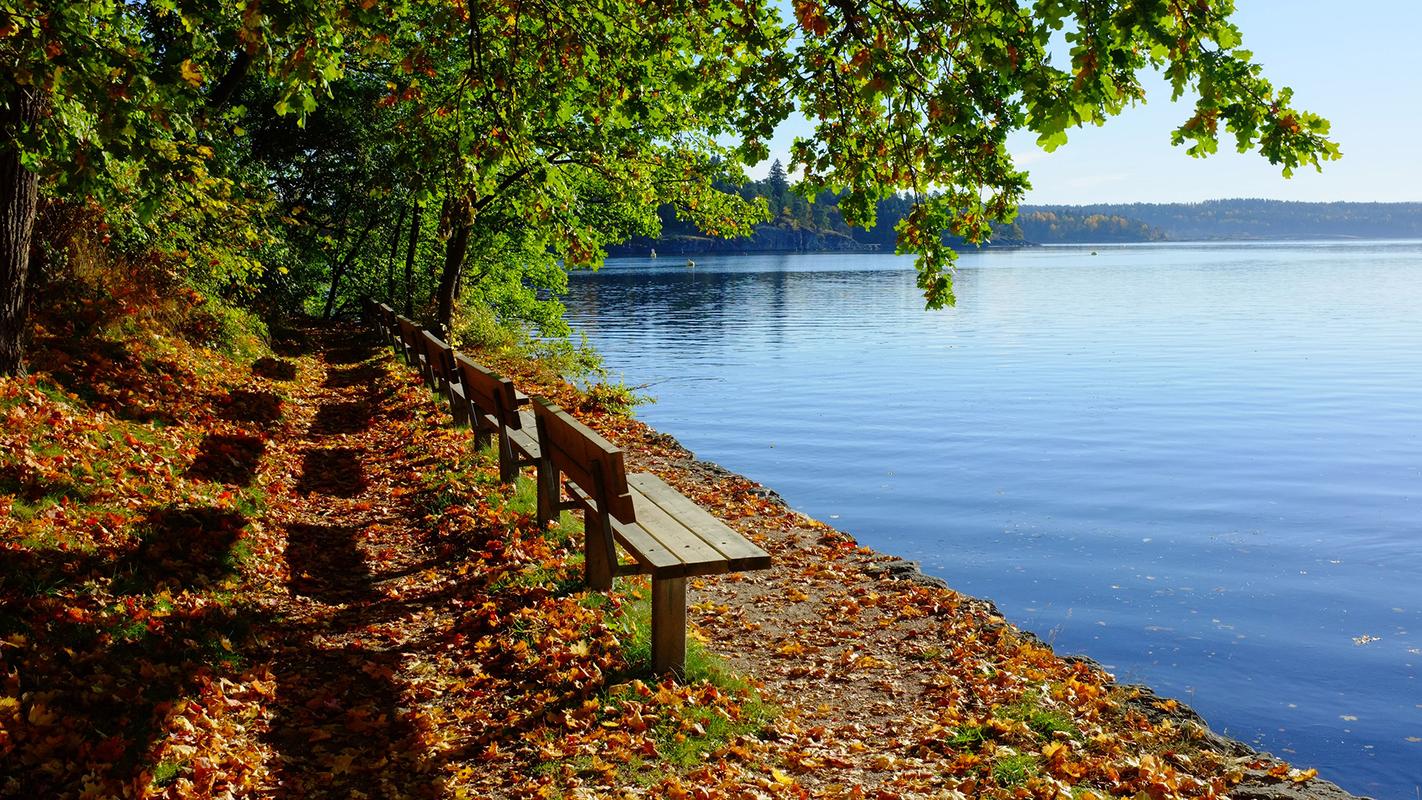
[650,434,1370,800]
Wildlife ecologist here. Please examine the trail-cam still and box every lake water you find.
[562,243,1422,798]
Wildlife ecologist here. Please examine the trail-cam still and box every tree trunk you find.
[0,87,45,377]
[403,203,421,316]
[207,49,253,110]
[322,212,380,319]
[384,202,407,304]
[435,215,472,338]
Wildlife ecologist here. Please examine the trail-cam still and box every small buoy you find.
[1091,250,1098,256]
[649,248,657,259]
[686,259,696,268]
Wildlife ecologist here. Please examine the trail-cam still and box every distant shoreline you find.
[612,199,1422,257]
[606,234,1422,260]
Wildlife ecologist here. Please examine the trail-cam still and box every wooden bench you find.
[453,355,543,500]
[377,303,399,348]
[531,398,771,675]
[394,315,434,386]
[418,330,472,427]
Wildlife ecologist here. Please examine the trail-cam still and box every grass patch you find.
[908,645,946,662]
[150,759,183,787]
[992,752,1039,787]
[654,698,764,768]
[1002,694,1079,740]
[948,725,988,751]
[609,590,764,691]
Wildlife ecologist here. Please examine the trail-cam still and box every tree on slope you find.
[0,0,364,374]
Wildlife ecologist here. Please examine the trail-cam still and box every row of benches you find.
[364,301,771,675]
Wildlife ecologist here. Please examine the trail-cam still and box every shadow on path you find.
[216,388,284,426]
[308,400,372,437]
[253,356,298,381]
[295,447,366,497]
[186,433,265,486]
[284,523,380,604]
[265,647,437,799]
[0,505,259,797]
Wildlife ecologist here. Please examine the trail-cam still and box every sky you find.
[752,1,1422,204]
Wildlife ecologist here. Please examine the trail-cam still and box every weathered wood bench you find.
[394,315,434,386]
[376,302,399,348]
[453,356,545,506]
[531,398,771,675]
[418,330,472,427]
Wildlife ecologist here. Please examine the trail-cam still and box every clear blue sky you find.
[755,1,1422,204]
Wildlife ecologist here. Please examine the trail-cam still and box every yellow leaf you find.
[180,59,203,87]
[771,767,795,786]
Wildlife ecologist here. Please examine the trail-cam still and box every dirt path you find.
[236,330,447,797]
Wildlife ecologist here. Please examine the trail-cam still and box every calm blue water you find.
[563,243,1422,798]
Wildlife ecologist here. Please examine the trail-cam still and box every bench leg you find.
[651,577,687,678]
[584,508,615,592]
[450,397,470,428]
[535,457,556,530]
[496,432,515,483]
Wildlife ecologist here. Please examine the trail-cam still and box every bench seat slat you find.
[624,489,730,575]
[613,517,695,577]
[507,426,539,459]
[627,473,772,572]
[565,484,686,576]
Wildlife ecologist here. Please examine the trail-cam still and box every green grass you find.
[150,759,183,787]
[992,752,1039,787]
[948,725,988,750]
[501,472,583,533]
[908,645,946,662]
[1002,694,1080,740]
[654,700,764,768]
[609,592,764,692]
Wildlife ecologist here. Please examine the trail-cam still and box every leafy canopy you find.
[2,0,1338,320]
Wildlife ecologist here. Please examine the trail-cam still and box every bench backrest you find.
[532,398,635,524]
[419,329,455,384]
[454,355,521,428]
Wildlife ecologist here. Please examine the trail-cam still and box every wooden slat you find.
[420,330,453,382]
[565,483,689,577]
[474,411,499,436]
[507,426,539,459]
[610,519,687,576]
[453,354,521,428]
[395,315,420,347]
[515,408,535,432]
[532,399,633,522]
[624,491,729,574]
[627,473,771,572]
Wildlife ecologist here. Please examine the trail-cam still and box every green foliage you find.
[149,760,183,788]
[5,0,1340,343]
[948,725,988,751]
[581,380,653,419]
[451,306,605,386]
